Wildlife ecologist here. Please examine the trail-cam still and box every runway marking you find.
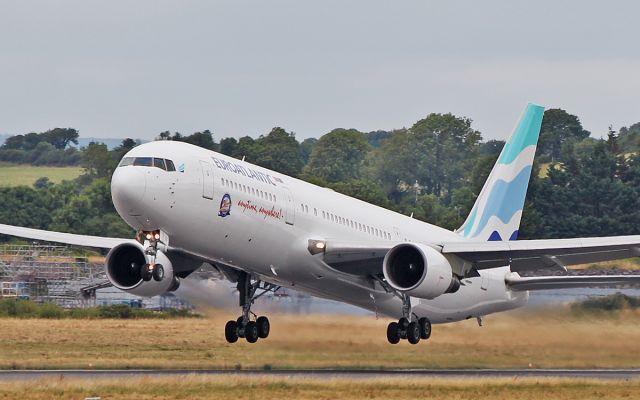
[1,369,639,381]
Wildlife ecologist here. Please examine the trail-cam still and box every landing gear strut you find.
[137,230,167,283]
[381,290,432,345]
[224,272,279,344]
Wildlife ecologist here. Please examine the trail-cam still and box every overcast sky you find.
[1,1,638,142]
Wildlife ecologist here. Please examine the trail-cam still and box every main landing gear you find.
[385,293,432,345]
[224,272,279,344]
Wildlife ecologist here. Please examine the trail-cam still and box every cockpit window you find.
[153,158,166,170]
[119,157,176,171]
[119,157,135,167]
[133,157,153,167]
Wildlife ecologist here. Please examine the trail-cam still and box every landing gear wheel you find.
[245,321,259,343]
[386,322,400,344]
[152,264,165,281]
[256,316,270,339]
[224,320,238,343]
[236,317,246,338]
[141,264,152,281]
[418,317,432,340]
[398,317,409,339]
[406,321,421,345]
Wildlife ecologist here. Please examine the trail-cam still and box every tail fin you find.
[457,103,545,241]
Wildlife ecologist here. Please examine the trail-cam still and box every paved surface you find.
[1,369,639,381]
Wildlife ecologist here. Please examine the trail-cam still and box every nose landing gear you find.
[224,272,279,344]
[140,263,165,282]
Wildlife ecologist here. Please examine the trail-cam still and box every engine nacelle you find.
[382,243,460,300]
[105,242,178,297]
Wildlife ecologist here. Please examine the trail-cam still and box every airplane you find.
[1,103,640,345]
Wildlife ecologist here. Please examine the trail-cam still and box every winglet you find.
[457,103,545,241]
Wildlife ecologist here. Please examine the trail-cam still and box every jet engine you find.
[105,242,179,297]
[382,243,460,299]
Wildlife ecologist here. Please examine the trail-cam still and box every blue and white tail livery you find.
[457,103,545,241]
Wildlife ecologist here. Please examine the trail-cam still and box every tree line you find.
[1,108,639,241]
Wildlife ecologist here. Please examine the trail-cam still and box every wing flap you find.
[0,223,134,249]
[442,235,640,272]
[506,273,640,291]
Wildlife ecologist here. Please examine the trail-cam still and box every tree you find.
[219,137,238,156]
[42,128,79,149]
[479,140,505,156]
[521,141,640,239]
[537,109,590,162]
[251,128,304,177]
[82,143,115,178]
[178,130,217,150]
[618,122,640,152]
[304,129,371,182]
[300,138,318,164]
[373,113,481,202]
[366,130,393,148]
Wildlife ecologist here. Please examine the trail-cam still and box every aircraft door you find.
[199,160,214,199]
[282,187,295,225]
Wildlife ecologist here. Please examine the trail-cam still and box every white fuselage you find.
[111,141,528,323]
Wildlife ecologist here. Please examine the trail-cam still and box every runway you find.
[1,369,639,381]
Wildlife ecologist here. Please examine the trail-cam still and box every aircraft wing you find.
[0,223,134,249]
[440,235,640,272]
[505,273,640,291]
[319,235,640,276]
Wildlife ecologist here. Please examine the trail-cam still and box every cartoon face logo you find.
[218,193,232,217]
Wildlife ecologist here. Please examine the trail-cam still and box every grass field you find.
[1,376,639,400]
[1,307,639,370]
[0,163,83,186]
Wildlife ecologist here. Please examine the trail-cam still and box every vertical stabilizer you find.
[457,103,545,241]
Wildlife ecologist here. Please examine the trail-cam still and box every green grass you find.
[0,163,83,186]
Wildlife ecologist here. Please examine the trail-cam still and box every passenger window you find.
[119,157,134,167]
[166,159,176,171]
[133,157,152,167]
[153,158,166,170]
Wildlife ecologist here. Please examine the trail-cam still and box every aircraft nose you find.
[111,167,147,216]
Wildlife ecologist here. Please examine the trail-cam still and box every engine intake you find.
[383,243,459,299]
[105,242,177,297]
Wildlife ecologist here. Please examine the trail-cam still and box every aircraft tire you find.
[152,264,164,281]
[387,322,400,344]
[236,317,245,338]
[225,320,238,343]
[418,317,432,340]
[245,321,259,343]
[406,321,421,345]
[256,316,270,338]
[398,317,409,339]
[141,265,152,281]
